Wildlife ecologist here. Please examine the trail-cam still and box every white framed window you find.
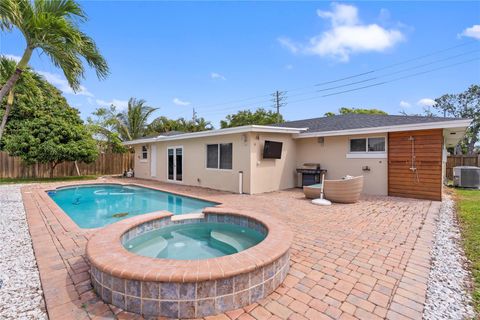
[206,143,233,170]
[349,137,386,153]
[347,137,386,159]
[141,145,148,159]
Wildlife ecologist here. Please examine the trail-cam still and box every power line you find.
[194,41,476,111]
[286,58,479,104]
[193,41,479,115]
[199,98,272,116]
[314,49,479,93]
[268,48,479,102]
[198,56,479,117]
[323,58,479,97]
[314,41,477,87]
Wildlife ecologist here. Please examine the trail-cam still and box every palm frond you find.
[1,0,108,91]
[34,0,86,21]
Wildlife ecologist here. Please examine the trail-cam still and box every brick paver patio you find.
[21,177,440,320]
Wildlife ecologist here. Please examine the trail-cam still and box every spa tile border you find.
[90,251,289,318]
[86,208,292,317]
[86,207,293,283]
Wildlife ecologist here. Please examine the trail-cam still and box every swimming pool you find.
[47,184,218,228]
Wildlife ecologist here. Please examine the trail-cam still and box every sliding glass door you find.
[167,147,183,182]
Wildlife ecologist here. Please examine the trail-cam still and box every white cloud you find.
[2,54,21,62]
[38,71,93,97]
[399,100,411,108]
[172,97,190,106]
[210,72,226,80]
[460,25,480,40]
[279,3,404,62]
[317,3,359,26]
[96,99,128,109]
[417,98,436,107]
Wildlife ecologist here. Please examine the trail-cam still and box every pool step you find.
[128,236,168,257]
[210,230,251,252]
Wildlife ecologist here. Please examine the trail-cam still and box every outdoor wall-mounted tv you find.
[263,140,283,159]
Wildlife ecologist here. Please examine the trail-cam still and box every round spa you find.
[86,207,292,318]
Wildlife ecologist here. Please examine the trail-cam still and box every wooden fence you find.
[0,151,134,179]
[446,155,480,180]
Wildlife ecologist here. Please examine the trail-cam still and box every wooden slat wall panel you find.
[0,151,134,179]
[388,129,443,201]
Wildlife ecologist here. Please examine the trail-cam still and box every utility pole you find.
[271,90,287,123]
[192,107,197,122]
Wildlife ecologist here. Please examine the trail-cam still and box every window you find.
[141,145,148,159]
[349,137,385,153]
[368,137,385,152]
[206,143,233,169]
[350,139,367,152]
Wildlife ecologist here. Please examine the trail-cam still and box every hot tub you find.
[86,207,292,318]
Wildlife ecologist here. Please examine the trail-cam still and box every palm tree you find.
[116,98,158,141]
[0,0,109,138]
[147,116,177,134]
[193,117,213,132]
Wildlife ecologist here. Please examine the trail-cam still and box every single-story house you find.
[124,114,471,201]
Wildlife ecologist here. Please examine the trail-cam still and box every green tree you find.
[115,98,158,140]
[86,106,126,153]
[0,0,109,139]
[220,108,284,128]
[325,107,388,116]
[432,84,480,155]
[147,116,179,133]
[90,98,158,142]
[147,116,213,134]
[193,117,214,132]
[2,72,98,177]
[0,56,43,143]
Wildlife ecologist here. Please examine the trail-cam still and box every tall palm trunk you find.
[0,90,14,143]
[0,48,33,139]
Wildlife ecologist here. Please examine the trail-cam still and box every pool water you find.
[48,184,217,228]
[124,222,265,260]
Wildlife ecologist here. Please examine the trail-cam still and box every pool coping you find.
[86,207,293,283]
[37,180,223,233]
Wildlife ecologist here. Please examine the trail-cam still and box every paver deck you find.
[21,177,440,320]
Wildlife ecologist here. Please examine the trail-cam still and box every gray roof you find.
[158,130,185,137]
[141,131,185,139]
[276,114,462,133]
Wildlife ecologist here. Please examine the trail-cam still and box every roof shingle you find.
[276,114,461,133]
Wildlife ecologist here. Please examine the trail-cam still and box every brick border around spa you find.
[86,207,292,318]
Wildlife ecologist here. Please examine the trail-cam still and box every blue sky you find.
[1,1,479,127]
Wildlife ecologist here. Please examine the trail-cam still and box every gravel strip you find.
[0,185,47,320]
[423,194,476,320]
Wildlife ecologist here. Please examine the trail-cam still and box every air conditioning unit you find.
[453,166,480,188]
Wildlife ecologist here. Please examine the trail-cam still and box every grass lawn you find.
[0,175,99,184]
[455,188,480,313]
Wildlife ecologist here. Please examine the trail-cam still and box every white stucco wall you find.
[133,131,389,196]
[248,132,297,194]
[295,134,388,195]
[133,133,251,194]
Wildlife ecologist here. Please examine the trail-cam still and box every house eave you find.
[294,119,472,138]
[123,125,308,146]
